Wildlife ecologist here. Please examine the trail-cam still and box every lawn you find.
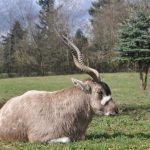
[0,73,150,150]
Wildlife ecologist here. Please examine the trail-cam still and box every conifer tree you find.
[74,29,88,51]
[116,11,150,90]
[2,21,25,76]
[38,0,54,12]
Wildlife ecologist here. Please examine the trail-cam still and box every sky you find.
[55,0,93,35]
[0,0,41,34]
[0,0,93,35]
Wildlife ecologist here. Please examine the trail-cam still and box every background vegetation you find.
[0,73,150,150]
[0,0,150,77]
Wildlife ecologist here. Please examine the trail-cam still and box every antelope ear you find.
[71,78,91,93]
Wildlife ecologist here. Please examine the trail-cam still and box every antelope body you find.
[0,36,118,143]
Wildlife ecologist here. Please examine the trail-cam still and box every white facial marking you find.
[101,95,111,105]
[48,137,71,144]
[104,112,110,116]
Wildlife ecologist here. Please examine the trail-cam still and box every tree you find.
[89,0,123,15]
[38,0,54,12]
[90,0,129,52]
[2,21,25,76]
[89,0,129,72]
[116,11,150,90]
[30,2,72,75]
[74,29,88,51]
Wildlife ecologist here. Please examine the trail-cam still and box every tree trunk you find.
[139,71,145,90]
[66,49,70,73]
[143,63,149,90]
[139,61,149,90]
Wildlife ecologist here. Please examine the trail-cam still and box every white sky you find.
[0,0,141,37]
[0,0,41,34]
[55,0,93,35]
[0,0,94,35]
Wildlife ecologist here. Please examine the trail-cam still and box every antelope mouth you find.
[94,110,105,116]
[104,112,118,116]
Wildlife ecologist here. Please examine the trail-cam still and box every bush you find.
[0,73,9,79]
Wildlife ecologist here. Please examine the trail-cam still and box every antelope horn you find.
[62,35,101,82]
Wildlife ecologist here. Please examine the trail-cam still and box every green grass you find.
[0,73,150,150]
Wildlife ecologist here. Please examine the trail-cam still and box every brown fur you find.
[0,80,118,143]
[0,87,93,142]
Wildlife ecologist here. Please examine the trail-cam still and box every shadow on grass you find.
[0,102,5,109]
[119,104,150,115]
[86,132,150,140]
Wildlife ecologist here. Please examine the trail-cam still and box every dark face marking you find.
[100,82,111,96]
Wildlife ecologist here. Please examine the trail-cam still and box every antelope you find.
[0,36,118,143]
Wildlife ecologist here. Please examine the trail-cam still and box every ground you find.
[0,73,150,150]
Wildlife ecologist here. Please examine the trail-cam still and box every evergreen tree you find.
[74,29,88,51]
[2,21,25,76]
[33,1,70,75]
[89,0,120,15]
[116,11,150,90]
[38,0,54,12]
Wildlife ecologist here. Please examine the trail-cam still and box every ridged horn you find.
[62,35,101,82]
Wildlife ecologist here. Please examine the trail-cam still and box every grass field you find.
[0,73,150,150]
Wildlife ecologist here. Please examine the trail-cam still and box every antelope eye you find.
[98,91,103,97]
[100,93,103,98]
[96,88,101,94]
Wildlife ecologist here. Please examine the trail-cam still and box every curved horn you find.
[62,35,101,82]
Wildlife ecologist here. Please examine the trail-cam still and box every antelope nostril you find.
[110,113,116,116]
[115,108,119,114]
